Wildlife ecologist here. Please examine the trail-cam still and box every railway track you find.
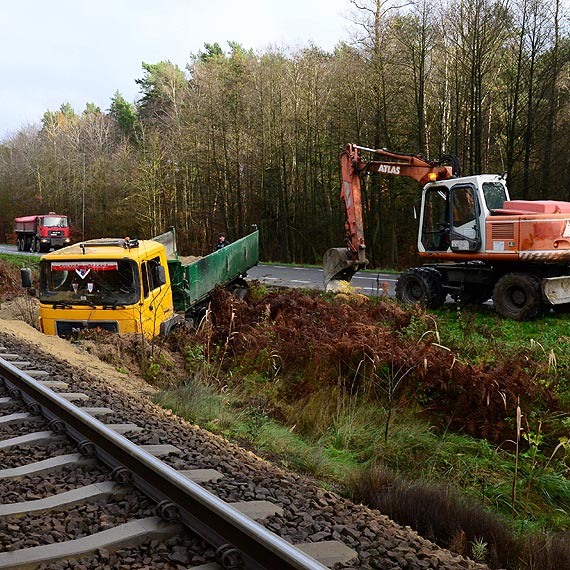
[0,331,488,570]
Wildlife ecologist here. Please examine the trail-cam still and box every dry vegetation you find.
[200,287,555,443]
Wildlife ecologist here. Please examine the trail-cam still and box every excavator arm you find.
[323,143,457,291]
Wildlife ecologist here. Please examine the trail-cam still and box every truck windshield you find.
[39,259,139,306]
[41,216,68,228]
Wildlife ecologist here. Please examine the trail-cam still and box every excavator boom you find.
[324,143,456,291]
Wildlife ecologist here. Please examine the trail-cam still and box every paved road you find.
[0,244,41,257]
[246,263,399,298]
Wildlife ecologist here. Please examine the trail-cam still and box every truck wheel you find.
[493,273,543,321]
[16,238,21,252]
[396,267,446,309]
[33,239,40,253]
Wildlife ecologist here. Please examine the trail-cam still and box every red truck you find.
[14,213,71,253]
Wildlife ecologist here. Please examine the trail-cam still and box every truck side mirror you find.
[21,268,32,289]
[157,265,167,287]
[21,268,36,296]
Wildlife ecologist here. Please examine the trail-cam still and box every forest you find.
[0,0,568,268]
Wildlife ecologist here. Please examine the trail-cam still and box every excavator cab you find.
[420,182,482,253]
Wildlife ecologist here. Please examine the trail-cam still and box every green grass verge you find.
[0,253,41,267]
[153,372,570,534]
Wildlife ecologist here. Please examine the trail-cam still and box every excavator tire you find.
[492,273,543,321]
[395,267,446,309]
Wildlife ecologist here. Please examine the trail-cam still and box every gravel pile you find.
[0,333,491,569]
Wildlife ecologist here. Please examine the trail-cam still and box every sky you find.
[0,0,353,140]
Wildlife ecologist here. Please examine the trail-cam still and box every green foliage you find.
[135,61,187,114]
[195,42,224,62]
[83,102,101,116]
[109,91,139,140]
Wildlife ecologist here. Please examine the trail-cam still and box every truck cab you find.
[38,238,178,338]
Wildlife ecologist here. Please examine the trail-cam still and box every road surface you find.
[246,264,398,297]
[0,244,39,257]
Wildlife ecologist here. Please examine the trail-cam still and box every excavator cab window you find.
[452,187,476,229]
[421,185,482,253]
[421,187,450,251]
[482,181,507,211]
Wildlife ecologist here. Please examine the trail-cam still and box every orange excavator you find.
[324,143,570,320]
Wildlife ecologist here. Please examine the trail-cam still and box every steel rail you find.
[0,357,329,570]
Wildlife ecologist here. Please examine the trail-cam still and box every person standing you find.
[216,233,229,250]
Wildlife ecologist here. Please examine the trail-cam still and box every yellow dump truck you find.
[27,228,259,339]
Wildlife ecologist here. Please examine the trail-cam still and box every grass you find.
[0,253,41,267]
[152,363,570,568]
[152,375,356,485]
[153,372,570,528]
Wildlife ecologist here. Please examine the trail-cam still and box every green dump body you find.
[167,230,259,313]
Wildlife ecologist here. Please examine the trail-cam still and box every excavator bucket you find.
[323,247,363,292]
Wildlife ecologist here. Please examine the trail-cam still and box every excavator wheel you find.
[492,273,543,321]
[395,267,446,309]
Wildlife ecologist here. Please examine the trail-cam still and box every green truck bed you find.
[167,230,259,312]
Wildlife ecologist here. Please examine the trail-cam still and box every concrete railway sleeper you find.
[0,335,490,570]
